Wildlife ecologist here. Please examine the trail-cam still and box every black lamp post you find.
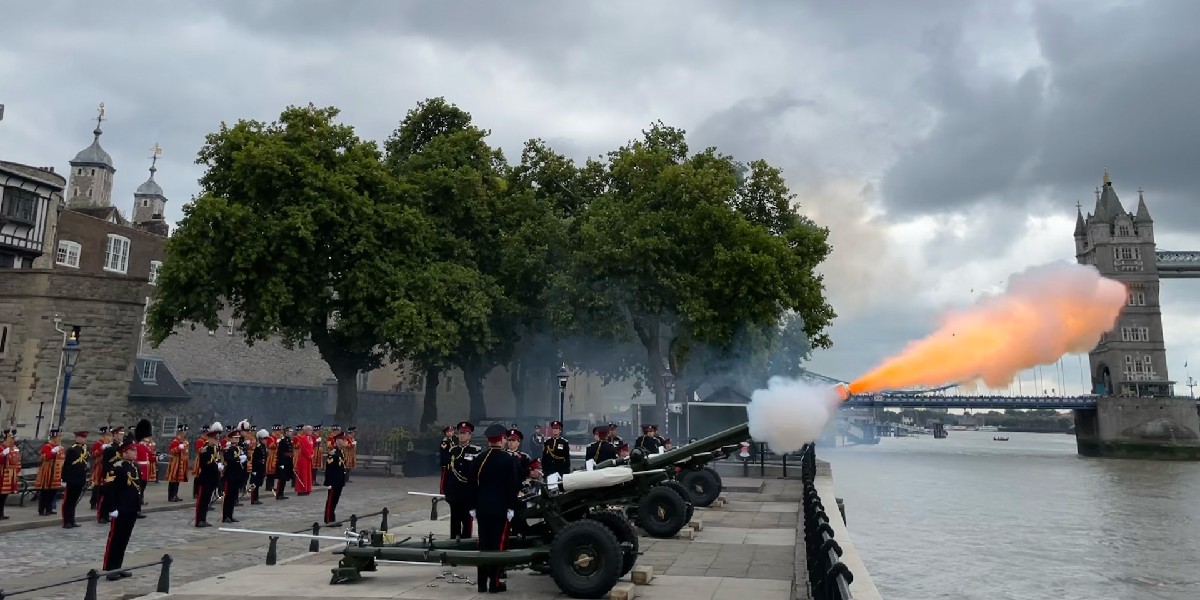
[662,370,675,437]
[57,336,81,428]
[556,363,570,423]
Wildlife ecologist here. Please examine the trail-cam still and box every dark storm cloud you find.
[882,0,1200,233]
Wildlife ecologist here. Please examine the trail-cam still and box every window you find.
[141,360,158,383]
[1,187,38,223]
[56,240,81,268]
[1118,225,1130,237]
[161,415,180,433]
[148,261,162,285]
[0,324,9,358]
[1120,327,1151,342]
[1127,291,1146,306]
[87,188,92,198]
[90,169,95,176]
[103,234,130,274]
[1113,246,1141,261]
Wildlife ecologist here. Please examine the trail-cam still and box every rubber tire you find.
[550,519,624,599]
[637,484,689,538]
[704,465,723,495]
[658,480,695,523]
[589,510,639,577]
[680,468,721,507]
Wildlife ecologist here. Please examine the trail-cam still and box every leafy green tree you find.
[147,104,433,426]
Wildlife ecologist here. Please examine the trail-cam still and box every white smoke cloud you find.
[746,377,842,453]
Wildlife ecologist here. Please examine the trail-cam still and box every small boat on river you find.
[993,436,1010,442]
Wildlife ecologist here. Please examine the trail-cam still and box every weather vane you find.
[96,102,106,129]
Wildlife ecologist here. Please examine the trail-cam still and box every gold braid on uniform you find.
[127,470,143,493]
[544,439,566,460]
[593,443,603,461]
[474,448,494,480]
[70,447,87,466]
[449,446,470,484]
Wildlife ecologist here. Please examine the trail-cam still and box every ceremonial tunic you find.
[145,439,158,482]
[102,459,143,574]
[166,438,189,482]
[96,443,120,520]
[265,435,278,476]
[345,437,357,469]
[89,440,108,509]
[540,437,571,477]
[221,444,247,521]
[293,434,314,494]
[194,445,222,526]
[249,441,266,503]
[323,447,347,523]
[35,442,65,515]
[467,447,521,591]
[438,437,453,493]
[61,442,89,526]
[586,440,618,464]
[634,434,663,454]
[274,436,294,497]
[445,443,481,539]
[1,443,21,494]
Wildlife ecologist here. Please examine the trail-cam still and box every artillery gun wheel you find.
[658,480,695,522]
[637,485,689,538]
[681,467,722,507]
[550,519,624,599]
[588,510,639,577]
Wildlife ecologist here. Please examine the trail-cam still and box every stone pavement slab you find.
[139,476,801,600]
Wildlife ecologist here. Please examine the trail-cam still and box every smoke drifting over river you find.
[746,377,842,453]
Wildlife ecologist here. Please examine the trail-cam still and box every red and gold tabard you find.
[192,437,206,477]
[166,437,190,482]
[245,437,257,475]
[0,443,20,495]
[146,439,158,482]
[90,439,107,485]
[345,436,357,469]
[34,442,65,489]
[264,434,278,475]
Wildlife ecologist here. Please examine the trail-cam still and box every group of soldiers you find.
[435,420,670,594]
[0,420,359,581]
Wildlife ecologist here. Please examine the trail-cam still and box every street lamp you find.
[57,336,81,428]
[556,363,570,423]
[662,370,675,437]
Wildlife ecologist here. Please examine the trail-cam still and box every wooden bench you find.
[355,455,394,476]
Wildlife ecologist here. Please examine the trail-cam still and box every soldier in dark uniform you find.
[437,425,453,494]
[587,426,618,464]
[61,430,89,528]
[102,421,149,581]
[221,430,246,523]
[444,421,480,539]
[634,424,663,454]
[194,428,222,527]
[605,422,623,448]
[540,420,571,477]
[323,433,348,525]
[468,423,522,593]
[249,429,268,505]
[505,428,532,473]
[96,426,124,524]
[652,425,666,448]
[274,426,294,500]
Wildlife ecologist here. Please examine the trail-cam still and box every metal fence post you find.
[349,514,358,532]
[430,497,439,520]
[782,453,788,478]
[83,570,99,600]
[157,554,172,593]
[309,522,321,552]
[380,507,389,531]
[266,536,279,565]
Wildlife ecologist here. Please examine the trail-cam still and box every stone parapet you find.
[1074,397,1200,460]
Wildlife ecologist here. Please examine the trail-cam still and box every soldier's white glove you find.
[217,464,225,472]
[506,509,514,522]
[239,455,247,465]
[109,510,119,518]
[1,448,8,456]
[102,444,111,450]
[469,509,476,519]
[52,446,62,454]
[62,481,68,488]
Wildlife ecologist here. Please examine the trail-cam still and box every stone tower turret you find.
[1074,169,1171,397]
[132,144,169,236]
[66,103,116,209]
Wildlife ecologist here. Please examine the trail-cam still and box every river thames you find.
[821,430,1200,600]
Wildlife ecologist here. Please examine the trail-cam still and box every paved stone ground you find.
[0,475,442,600]
[138,476,803,600]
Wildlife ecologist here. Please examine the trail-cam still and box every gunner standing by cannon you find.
[634,424,662,454]
[102,425,147,581]
[468,423,522,594]
[437,425,453,493]
[540,420,571,477]
[587,425,618,464]
[445,421,481,539]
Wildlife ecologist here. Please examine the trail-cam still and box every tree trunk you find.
[420,365,442,429]
[509,357,525,419]
[331,364,360,427]
[464,361,488,422]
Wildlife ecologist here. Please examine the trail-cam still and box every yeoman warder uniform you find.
[35,429,66,516]
[166,424,190,502]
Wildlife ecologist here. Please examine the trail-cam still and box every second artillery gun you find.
[236,422,756,599]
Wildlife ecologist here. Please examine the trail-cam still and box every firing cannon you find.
[222,422,754,599]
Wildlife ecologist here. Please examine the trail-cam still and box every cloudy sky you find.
[3,0,1198,397]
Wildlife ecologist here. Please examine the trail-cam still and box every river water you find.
[820,431,1200,600]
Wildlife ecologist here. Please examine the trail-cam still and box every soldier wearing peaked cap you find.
[606,422,624,448]
[273,425,294,500]
[323,432,348,524]
[61,430,90,528]
[102,421,150,580]
[344,426,357,480]
[221,430,247,523]
[445,421,481,539]
[587,425,618,463]
[194,429,222,527]
[35,428,65,516]
[504,429,532,474]
[468,423,522,593]
[635,424,663,454]
[249,429,268,505]
[540,420,571,477]
[96,426,125,524]
[437,425,454,494]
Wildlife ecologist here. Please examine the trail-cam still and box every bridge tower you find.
[1071,170,1200,460]
[1074,170,1172,397]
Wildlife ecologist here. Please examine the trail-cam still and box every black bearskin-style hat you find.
[98,426,110,434]
[134,419,153,443]
[484,423,507,442]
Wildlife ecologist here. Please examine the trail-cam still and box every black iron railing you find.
[0,553,172,600]
[801,445,855,600]
[263,508,390,565]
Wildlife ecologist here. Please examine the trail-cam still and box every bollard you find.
[266,536,279,565]
[349,514,358,532]
[157,554,173,593]
[430,497,438,521]
[380,507,389,531]
[781,453,788,478]
[83,569,99,600]
[1,588,6,600]
[309,522,321,552]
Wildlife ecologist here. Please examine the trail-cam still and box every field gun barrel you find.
[634,422,750,470]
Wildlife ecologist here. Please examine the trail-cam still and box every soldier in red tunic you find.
[166,424,190,502]
[191,425,208,499]
[0,428,22,520]
[145,435,158,484]
[35,429,66,516]
[135,432,153,514]
[89,426,111,510]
